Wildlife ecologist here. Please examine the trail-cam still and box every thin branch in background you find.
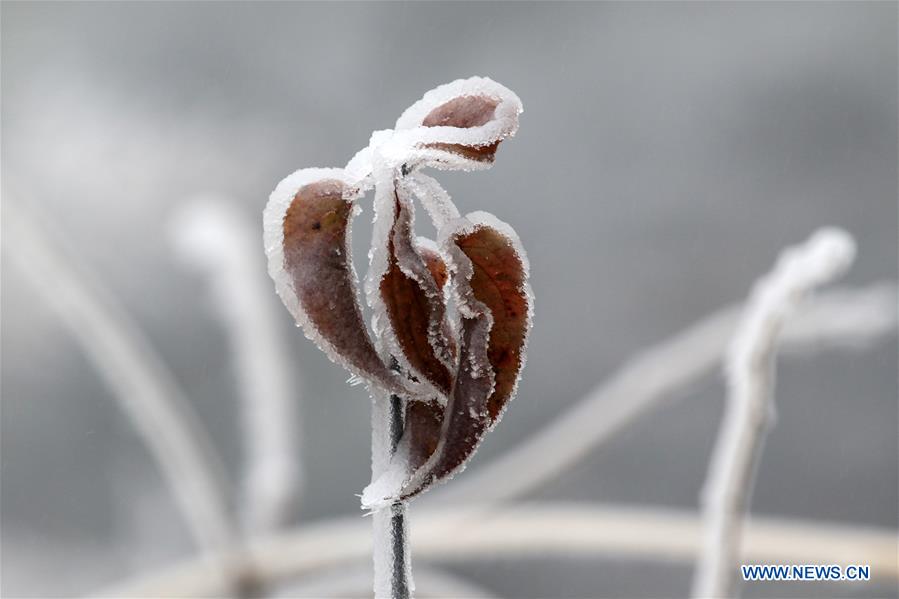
[692,228,857,598]
[274,564,497,598]
[2,198,243,589]
[96,502,899,598]
[424,281,896,510]
[170,196,302,534]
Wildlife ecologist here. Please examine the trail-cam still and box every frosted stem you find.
[692,228,856,599]
[372,393,413,599]
[273,564,497,598]
[387,499,411,599]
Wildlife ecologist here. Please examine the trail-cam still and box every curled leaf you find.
[402,399,445,473]
[452,212,532,422]
[395,76,522,171]
[263,168,412,396]
[362,312,492,509]
[421,95,499,129]
[362,212,532,507]
[414,236,457,361]
[367,176,456,398]
[416,238,449,291]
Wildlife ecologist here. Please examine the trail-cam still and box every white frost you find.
[402,173,460,232]
[396,77,522,144]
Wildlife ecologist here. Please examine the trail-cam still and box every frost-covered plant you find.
[693,228,857,599]
[263,77,533,597]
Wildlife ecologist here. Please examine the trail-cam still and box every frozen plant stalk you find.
[692,228,856,598]
[263,77,533,598]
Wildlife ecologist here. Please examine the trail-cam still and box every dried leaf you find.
[415,236,457,361]
[401,312,495,501]
[362,212,532,507]
[375,183,456,397]
[395,77,522,171]
[416,239,449,291]
[452,212,532,422]
[263,168,411,396]
[362,312,492,509]
[402,399,444,473]
[421,95,499,129]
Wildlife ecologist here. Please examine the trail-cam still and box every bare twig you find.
[692,228,857,598]
[170,196,301,534]
[274,564,497,598]
[95,502,899,598]
[3,199,242,587]
[424,281,896,509]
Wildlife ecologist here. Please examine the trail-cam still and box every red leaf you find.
[264,170,412,396]
[421,95,499,129]
[453,214,531,422]
[402,399,444,473]
[378,186,456,397]
[421,96,501,163]
[364,212,532,506]
[394,77,522,171]
[417,241,449,291]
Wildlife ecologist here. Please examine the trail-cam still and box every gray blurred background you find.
[2,2,897,598]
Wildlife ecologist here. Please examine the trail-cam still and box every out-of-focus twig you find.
[3,198,241,585]
[692,229,856,598]
[273,564,497,598]
[95,502,899,598]
[424,281,897,509]
[170,196,301,534]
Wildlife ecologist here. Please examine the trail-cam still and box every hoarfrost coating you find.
[693,227,857,599]
[263,76,531,598]
[263,77,532,510]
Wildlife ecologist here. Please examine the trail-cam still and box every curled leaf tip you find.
[422,95,500,129]
[395,76,522,171]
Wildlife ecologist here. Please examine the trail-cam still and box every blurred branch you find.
[170,196,302,534]
[692,229,856,598]
[3,199,242,587]
[424,281,897,509]
[96,502,899,597]
[273,564,497,598]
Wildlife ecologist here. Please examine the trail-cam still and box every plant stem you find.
[372,392,413,599]
[387,394,412,599]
